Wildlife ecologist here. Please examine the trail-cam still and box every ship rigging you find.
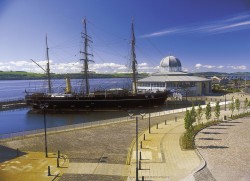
[25,18,169,112]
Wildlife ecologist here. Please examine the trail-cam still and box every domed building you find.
[159,56,182,72]
[137,56,211,96]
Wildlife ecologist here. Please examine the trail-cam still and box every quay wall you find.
[0,98,27,111]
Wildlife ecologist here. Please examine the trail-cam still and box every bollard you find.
[175,117,177,122]
[143,134,146,141]
[140,151,142,160]
[16,148,19,157]
[142,176,145,181]
[157,123,158,129]
[141,141,143,149]
[165,120,167,125]
[58,150,60,158]
[48,166,51,176]
[57,158,60,167]
[139,160,141,170]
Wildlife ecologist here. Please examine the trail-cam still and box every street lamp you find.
[135,116,139,181]
[140,111,145,119]
[224,93,227,111]
[40,103,49,157]
[148,110,151,134]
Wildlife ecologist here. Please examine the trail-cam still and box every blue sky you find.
[0,0,250,73]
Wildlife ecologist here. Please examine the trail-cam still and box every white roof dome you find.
[159,56,182,72]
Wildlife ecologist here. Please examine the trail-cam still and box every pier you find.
[0,99,27,111]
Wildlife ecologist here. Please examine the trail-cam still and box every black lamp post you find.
[135,116,139,181]
[224,93,227,111]
[148,111,151,134]
[40,103,49,157]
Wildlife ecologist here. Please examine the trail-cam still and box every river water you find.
[0,78,132,135]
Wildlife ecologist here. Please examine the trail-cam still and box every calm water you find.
[0,78,131,135]
[0,108,128,135]
[0,78,132,101]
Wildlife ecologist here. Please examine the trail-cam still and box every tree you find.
[184,110,192,130]
[235,98,240,114]
[205,102,212,121]
[196,104,203,124]
[229,97,235,117]
[190,105,197,125]
[244,98,248,113]
[214,101,220,121]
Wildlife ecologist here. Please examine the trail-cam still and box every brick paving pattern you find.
[195,116,250,181]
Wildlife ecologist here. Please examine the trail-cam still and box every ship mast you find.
[131,19,137,95]
[46,34,52,94]
[80,18,93,95]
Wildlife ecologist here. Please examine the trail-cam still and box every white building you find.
[137,56,211,96]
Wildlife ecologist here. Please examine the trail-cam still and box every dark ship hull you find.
[25,91,168,111]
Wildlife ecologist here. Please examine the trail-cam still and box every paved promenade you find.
[0,151,68,181]
[195,115,250,181]
[127,119,201,181]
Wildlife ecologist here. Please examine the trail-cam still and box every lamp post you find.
[224,93,227,111]
[140,112,145,120]
[40,103,49,157]
[135,116,139,181]
[148,111,151,134]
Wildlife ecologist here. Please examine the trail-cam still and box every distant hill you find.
[191,72,250,77]
[1,71,249,80]
[0,71,149,80]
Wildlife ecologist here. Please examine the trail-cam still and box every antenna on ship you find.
[46,34,52,94]
[131,18,137,95]
[30,34,52,94]
[80,18,93,95]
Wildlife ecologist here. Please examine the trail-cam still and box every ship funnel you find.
[65,77,72,94]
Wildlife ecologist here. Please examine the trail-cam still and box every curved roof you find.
[159,56,182,72]
[160,56,182,68]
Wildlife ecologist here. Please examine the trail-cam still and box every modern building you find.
[137,56,212,96]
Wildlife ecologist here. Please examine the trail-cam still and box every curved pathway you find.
[195,116,250,181]
[127,119,201,181]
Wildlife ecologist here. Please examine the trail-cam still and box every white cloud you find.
[140,29,179,38]
[140,13,250,38]
[10,61,29,66]
[203,65,215,69]
[194,63,247,71]
[195,63,202,69]
[217,65,224,69]
[227,65,247,70]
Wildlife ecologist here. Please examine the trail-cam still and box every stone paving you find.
[195,116,250,181]
[0,151,68,181]
[127,120,201,181]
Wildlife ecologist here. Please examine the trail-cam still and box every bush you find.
[180,120,221,150]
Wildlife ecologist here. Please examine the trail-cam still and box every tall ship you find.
[25,19,169,112]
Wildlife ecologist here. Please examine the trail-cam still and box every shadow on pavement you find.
[201,132,226,135]
[227,121,243,124]
[198,138,222,141]
[217,124,235,127]
[197,145,229,149]
[207,127,227,130]
[0,145,27,163]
